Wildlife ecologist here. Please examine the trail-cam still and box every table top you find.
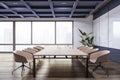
[34,47,87,56]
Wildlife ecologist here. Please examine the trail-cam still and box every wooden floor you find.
[0,53,120,80]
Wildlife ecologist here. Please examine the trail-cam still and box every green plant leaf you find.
[83,32,86,36]
[80,40,86,46]
[90,36,94,44]
[78,29,94,47]
[85,37,89,40]
[78,29,86,35]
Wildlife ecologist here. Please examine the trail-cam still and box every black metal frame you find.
[33,55,89,78]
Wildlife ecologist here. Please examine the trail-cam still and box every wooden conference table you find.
[33,47,89,78]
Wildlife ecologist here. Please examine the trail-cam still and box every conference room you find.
[0,0,120,80]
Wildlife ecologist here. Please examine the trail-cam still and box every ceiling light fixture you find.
[61,2,67,4]
[11,7,28,10]
[13,2,18,5]
[55,7,71,10]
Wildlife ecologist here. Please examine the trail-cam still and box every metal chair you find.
[89,50,110,76]
[12,50,33,75]
[78,47,99,62]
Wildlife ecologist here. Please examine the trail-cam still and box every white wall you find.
[93,4,120,49]
[74,15,93,47]
[93,18,100,46]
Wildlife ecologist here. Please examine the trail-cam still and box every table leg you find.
[86,57,89,78]
[33,58,36,78]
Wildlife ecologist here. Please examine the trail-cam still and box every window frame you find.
[0,20,73,52]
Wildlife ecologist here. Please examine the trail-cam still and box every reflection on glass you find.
[16,45,34,50]
[15,22,31,44]
[0,22,13,44]
[0,45,13,51]
[56,22,72,44]
[113,21,120,49]
[33,22,55,44]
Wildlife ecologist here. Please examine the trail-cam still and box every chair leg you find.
[29,63,31,68]
[12,63,31,75]
[100,65,109,77]
[12,65,23,74]
[93,65,100,72]
[98,63,109,77]
[93,62,109,77]
[93,62,103,72]
[21,65,25,76]
[24,65,31,70]
[106,69,109,77]
[65,55,68,58]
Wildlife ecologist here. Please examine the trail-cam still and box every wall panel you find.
[99,13,109,47]
[93,18,100,46]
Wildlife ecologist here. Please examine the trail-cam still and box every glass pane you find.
[56,22,72,44]
[113,21,120,49]
[33,22,55,44]
[0,22,13,44]
[15,22,31,44]
[16,45,34,50]
[0,45,13,51]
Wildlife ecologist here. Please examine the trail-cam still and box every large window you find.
[112,21,120,49]
[0,21,73,52]
[0,22,13,51]
[0,45,13,52]
[32,22,55,44]
[56,22,72,44]
[0,22,13,44]
[15,22,31,44]
[16,45,34,50]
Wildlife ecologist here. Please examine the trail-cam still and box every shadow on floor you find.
[47,59,94,78]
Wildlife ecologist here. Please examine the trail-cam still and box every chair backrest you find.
[13,50,33,63]
[33,46,44,51]
[78,46,88,50]
[78,46,93,50]
[78,46,99,54]
[89,50,110,63]
[84,48,99,54]
[23,48,38,54]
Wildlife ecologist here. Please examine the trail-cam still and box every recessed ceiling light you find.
[55,7,71,10]
[13,2,18,5]
[57,17,68,18]
[61,2,67,4]
[11,7,28,10]
[25,16,36,18]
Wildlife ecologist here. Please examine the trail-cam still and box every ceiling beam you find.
[77,6,95,9]
[79,0,104,1]
[0,9,11,12]
[48,0,55,18]
[69,0,79,18]
[21,0,40,18]
[0,2,24,18]
[0,14,8,18]
[86,0,111,17]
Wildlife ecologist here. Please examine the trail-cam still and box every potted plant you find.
[78,29,94,47]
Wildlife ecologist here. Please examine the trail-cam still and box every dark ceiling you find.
[0,0,110,18]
